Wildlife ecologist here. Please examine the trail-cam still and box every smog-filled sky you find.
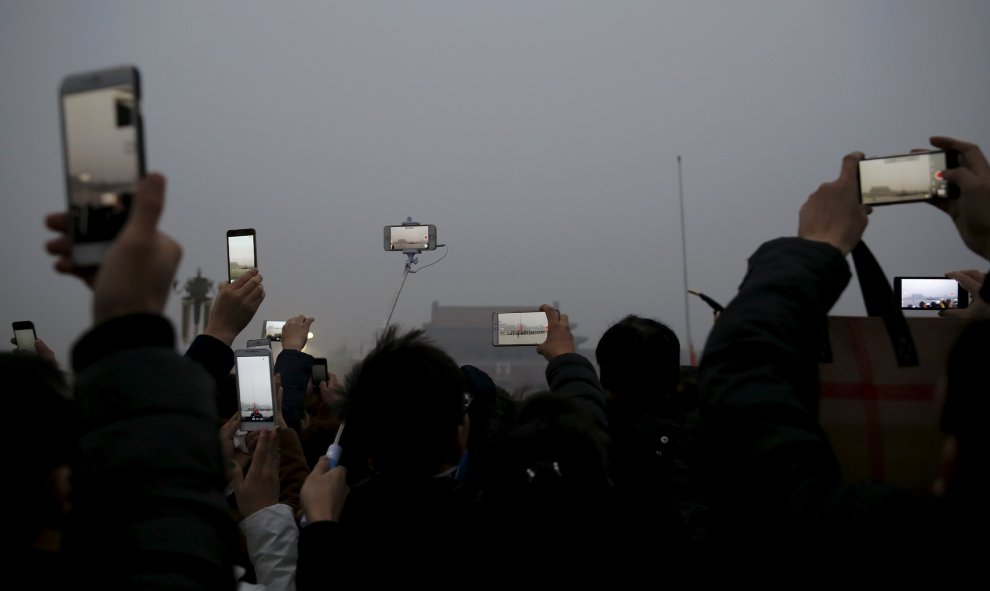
[2,1,989,369]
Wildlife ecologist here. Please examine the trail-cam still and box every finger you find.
[945,270,984,293]
[229,459,244,488]
[45,212,70,233]
[311,455,330,475]
[221,411,241,438]
[239,272,264,294]
[231,267,259,289]
[931,136,990,174]
[247,285,265,306]
[538,303,556,320]
[558,313,570,327]
[938,309,969,319]
[46,236,72,256]
[251,429,271,465]
[264,431,280,470]
[303,317,315,329]
[120,173,166,241]
[839,152,864,183]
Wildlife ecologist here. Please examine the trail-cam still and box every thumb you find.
[121,173,166,240]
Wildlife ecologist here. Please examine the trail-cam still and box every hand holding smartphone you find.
[60,66,145,267]
[227,228,257,283]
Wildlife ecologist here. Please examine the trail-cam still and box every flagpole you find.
[678,155,696,365]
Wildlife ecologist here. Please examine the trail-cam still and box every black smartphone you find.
[235,348,276,431]
[383,224,437,251]
[894,277,969,310]
[859,149,959,206]
[227,228,257,283]
[12,321,37,353]
[312,357,329,386]
[492,310,549,346]
[60,65,145,267]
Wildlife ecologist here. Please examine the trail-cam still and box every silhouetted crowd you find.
[12,136,990,588]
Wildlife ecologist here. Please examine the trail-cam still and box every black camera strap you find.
[820,241,919,367]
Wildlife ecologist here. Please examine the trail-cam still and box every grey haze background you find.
[2,1,989,369]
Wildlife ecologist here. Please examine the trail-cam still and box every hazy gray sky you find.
[2,1,989,369]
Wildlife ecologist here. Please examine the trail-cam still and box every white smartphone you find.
[235,348,276,431]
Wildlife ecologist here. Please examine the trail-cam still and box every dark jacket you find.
[696,238,933,567]
[66,314,237,590]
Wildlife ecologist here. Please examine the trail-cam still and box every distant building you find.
[421,300,591,395]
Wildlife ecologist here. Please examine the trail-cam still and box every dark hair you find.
[484,392,610,531]
[595,315,681,401]
[340,326,466,477]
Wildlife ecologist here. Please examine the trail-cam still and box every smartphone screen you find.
[264,320,286,341]
[895,277,968,310]
[312,358,328,386]
[493,311,549,346]
[60,67,144,266]
[12,322,37,353]
[227,229,257,283]
[859,150,957,206]
[384,224,436,251]
[235,352,276,428]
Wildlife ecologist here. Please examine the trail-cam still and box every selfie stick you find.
[381,217,422,331]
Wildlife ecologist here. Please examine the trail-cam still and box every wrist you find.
[204,325,237,347]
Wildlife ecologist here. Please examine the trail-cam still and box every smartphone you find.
[492,310,549,346]
[384,224,437,251]
[859,150,959,206]
[894,277,969,310]
[263,320,285,342]
[312,357,329,386]
[247,338,272,349]
[12,321,37,353]
[235,348,277,430]
[227,228,257,283]
[60,65,146,267]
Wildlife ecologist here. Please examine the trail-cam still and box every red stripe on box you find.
[821,384,935,400]
[846,321,885,481]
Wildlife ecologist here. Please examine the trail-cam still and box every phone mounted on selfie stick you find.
[381,217,447,330]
